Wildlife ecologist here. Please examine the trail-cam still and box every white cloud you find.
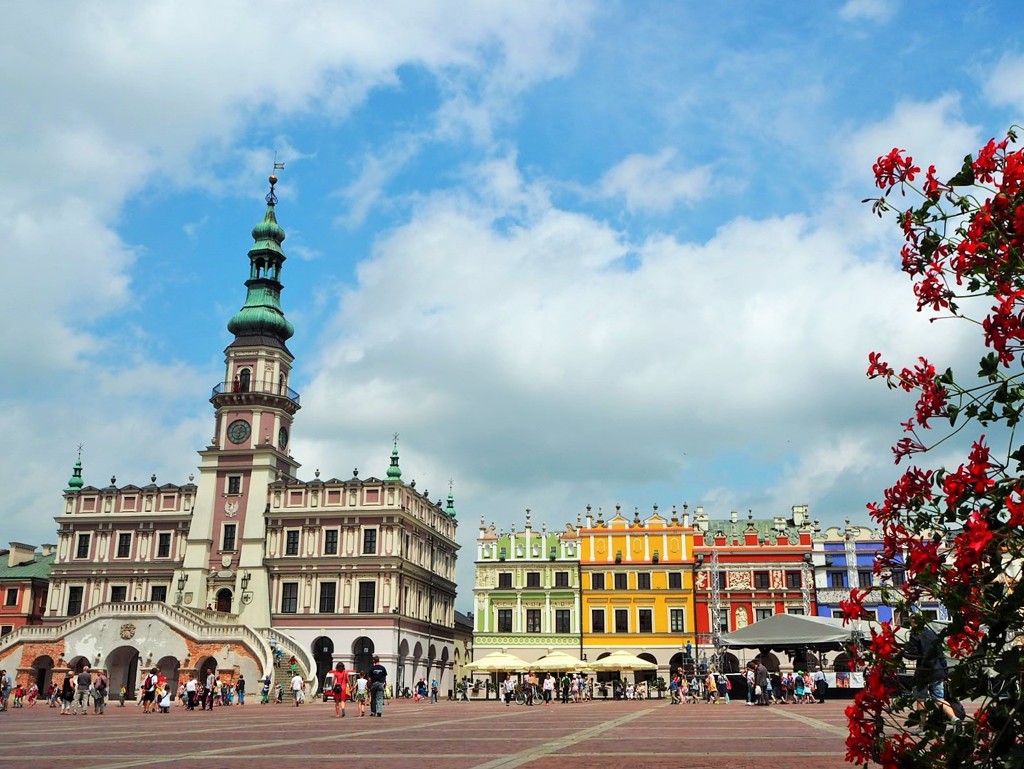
[599,148,712,213]
[984,54,1024,112]
[839,0,897,22]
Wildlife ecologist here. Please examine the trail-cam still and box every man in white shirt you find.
[291,673,304,706]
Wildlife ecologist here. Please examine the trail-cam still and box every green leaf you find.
[948,154,975,186]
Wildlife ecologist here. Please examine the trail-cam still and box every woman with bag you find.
[331,665,350,718]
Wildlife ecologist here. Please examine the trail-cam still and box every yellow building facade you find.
[578,506,696,679]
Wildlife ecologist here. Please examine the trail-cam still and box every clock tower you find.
[177,174,300,627]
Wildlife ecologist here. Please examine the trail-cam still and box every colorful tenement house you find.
[473,510,583,664]
[0,544,54,635]
[0,176,460,696]
[812,521,945,624]
[578,504,697,678]
[692,505,815,671]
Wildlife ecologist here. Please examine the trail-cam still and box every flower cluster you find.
[849,129,1024,768]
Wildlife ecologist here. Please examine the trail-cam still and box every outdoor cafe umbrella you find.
[464,650,531,672]
[531,650,587,672]
[588,650,658,671]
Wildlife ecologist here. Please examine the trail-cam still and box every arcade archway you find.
[30,655,54,693]
[352,636,374,677]
[312,635,334,692]
[104,646,141,698]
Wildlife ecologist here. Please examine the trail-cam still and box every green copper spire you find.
[445,479,457,519]
[387,433,402,481]
[226,174,295,349]
[67,448,83,491]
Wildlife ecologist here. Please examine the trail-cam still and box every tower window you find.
[357,581,376,613]
[222,524,237,552]
[75,534,91,559]
[324,529,338,555]
[280,582,298,613]
[67,586,84,616]
[227,476,242,495]
[362,528,377,555]
[238,368,251,392]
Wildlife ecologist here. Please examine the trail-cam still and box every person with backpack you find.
[92,670,108,714]
[141,668,159,713]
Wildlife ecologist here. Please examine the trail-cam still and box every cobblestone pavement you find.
[0,698,851,769]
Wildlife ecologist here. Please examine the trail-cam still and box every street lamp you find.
[393,606,402,689]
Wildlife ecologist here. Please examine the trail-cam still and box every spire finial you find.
[387,433,402,481]
[267,156,285,205]
[67,446,84,491]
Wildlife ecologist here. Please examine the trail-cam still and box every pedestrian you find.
[368,656,387,717]
[331,665,349,718]
[430,677,439,704]
[185,675,198,710]
[903,612,958,728]
[236,674,245,705]
[73,665,92,715]
[92,670,108,714]
[204,668,217,711]
[141,667,159,713]
[118,684,126,707]
[0,670,11,712]
[355,671,368,716]
[754,661,770,706]
[502,673,515,706]
[812,666,828,704]
[543,673,554,705]
[59,672,74,714]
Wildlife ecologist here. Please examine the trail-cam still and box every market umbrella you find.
[531,650,587,672]
[464,651,531,672]
[588,650,658,671]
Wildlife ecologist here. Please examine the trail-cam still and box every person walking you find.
[236,674,245,705]
[754,661,770,706]
[92,670,108,714]
[73,665,92,715]
[812,666,828,704]
[331,665,349,718]
[368,656,387,717]
[355,671,368,716]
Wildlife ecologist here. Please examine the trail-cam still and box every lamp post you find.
[393,606,402,690]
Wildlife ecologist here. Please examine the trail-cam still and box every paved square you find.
[0,698,851,769]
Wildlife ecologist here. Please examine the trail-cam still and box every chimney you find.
[41,543,56,557]
[730,510,738,523]
[8,542,36,568]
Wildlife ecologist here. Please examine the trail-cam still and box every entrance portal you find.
[312,636,334,694]
[105,646,141,698]
[216,588,232,613]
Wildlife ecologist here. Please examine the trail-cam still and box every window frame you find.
[591,573,605,590]
[669,607,685,632]
[785,570,802,589]
[554,608,571,633]
[497,572,513,589]
[590,608,605,633]
[525,571,541,588]
[115,532,132,559]
[637,572,651,590]
[753,570,770,589]
[4,588,18,607]
[156,532,172,558]
[280,582,298,613]
[525,608,542,633]
[362,527,378,555]
[284,529,300,556]
[614,608,629,633]
[554,571,570,588]
[497,608,513,633]
[75,534,91,560]
[637,608,654,633]
[110,585,128,602]
[150,585,167,603]
[318,581,337,614]
[613,572,628,590]
[67,586,84,616]
[222,523,237,552]
[323,529,339,555]
[226,475,242,495]
[668,572,682,590]
[357,581,376,613]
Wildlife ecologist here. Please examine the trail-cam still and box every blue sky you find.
[3,0,1023,606]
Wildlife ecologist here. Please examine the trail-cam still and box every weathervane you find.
[267,153,285,205]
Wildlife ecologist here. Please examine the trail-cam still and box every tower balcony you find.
[211,379,301,412]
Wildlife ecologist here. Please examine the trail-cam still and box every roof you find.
[719,613,863,651]
[0,551,55,580]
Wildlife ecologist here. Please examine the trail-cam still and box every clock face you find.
[278,426,289,449]
[227,419,251,444]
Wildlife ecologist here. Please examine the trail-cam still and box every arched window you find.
[238,369,251,392]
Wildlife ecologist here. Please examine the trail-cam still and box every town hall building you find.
[0,176,461,697]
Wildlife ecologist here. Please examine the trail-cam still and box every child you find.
[260,680,270,704]
[12,684,24,708]
[159,685,171,713]
[355,672,368,716]
[274,683,284,704]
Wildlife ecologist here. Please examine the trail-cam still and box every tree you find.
[844,130,1024,768]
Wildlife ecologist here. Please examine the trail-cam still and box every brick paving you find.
[0,698,852,769]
